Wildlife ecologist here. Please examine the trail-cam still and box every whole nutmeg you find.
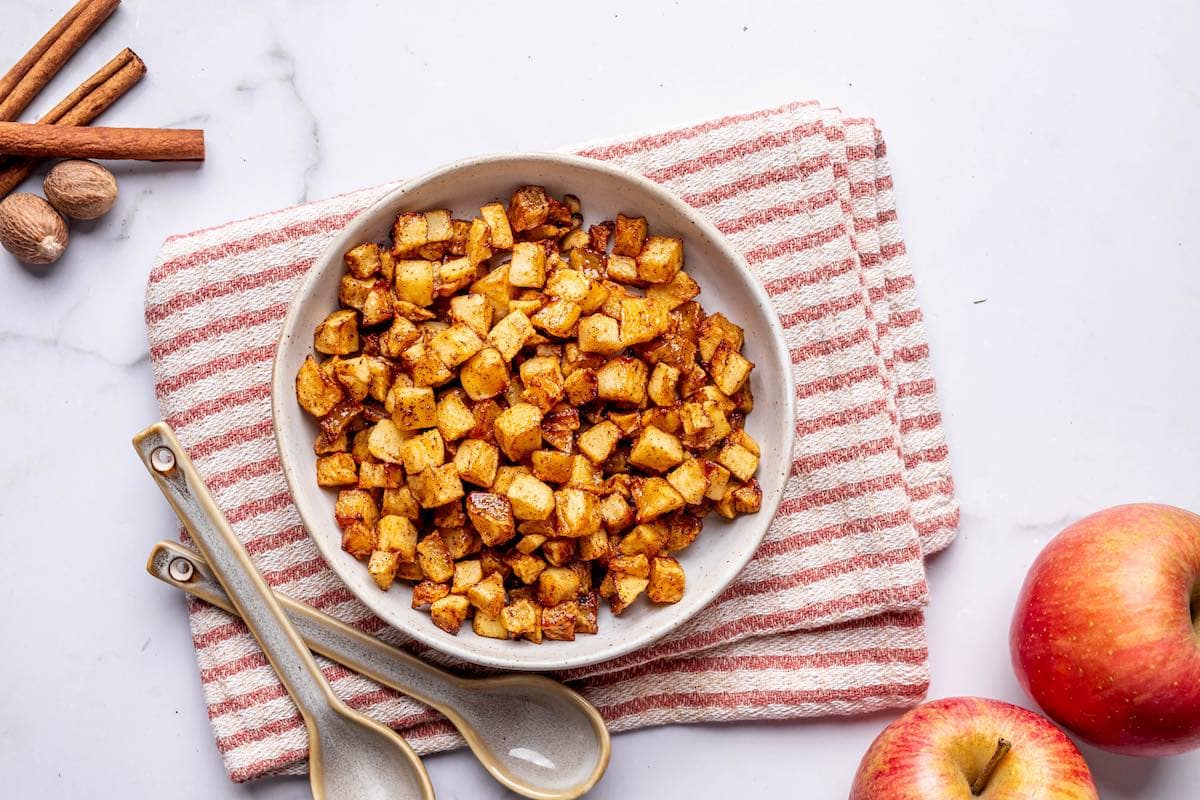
[43,159,118,220]
[0,193,69,265]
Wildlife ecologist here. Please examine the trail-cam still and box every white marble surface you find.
[1,0,1197,797]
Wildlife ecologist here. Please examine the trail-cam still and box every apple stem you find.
[970,738,1012,796]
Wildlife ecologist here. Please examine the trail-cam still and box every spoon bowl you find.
[445,674,609,799]
[311,709,437,800]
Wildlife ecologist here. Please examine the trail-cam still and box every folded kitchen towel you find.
[145,99,958,781]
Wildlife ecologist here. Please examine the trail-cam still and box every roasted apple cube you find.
[336,489,379,529]
[376,515,418,562]
[389,386,437,430]
[632,477,685,522]
[636,236,683,284]
[416,532,455,583]
[460,347,509,400]
[430,323,485,368]
[698,312,745,362]
[732,479,763,514]
[542,538,577,566]
[647,362,681,407]
[433,389,474,442]
[341,521,376,559]
[717,441,759,482]
[577,314,624,355]
[450,560,483,595]
[394,259,436,306]
[330,356,371,402]
[494,402,543,461]
[400,429,445,474]
[449,292,493,338]
[508,185,549,232]
[296,356,344,417]
[491,465,529,495]
[481,202,515,250]
[423,209,453,243]
[554,487,601,538]
[466,492,516,546]
[501,598,542,641]
[600,492,635,533]
[392,211,429,254]
[367,550,400,590]
[667,458,710,504]
[358,461,403,489]
[344,242,382,278]
[578,529,610,561]
[609,574,649,615]
[506,473,555,521]
[506,182,549,230]
[412,580,450,607]
[629,426,685,473]
[409,463,464,508]
[436,256,475,296]
[568,455,605,492]
[471,263,513,321]
[612,213,649,257]
[380,486,420,520]
[454,438,500,487]
[313,310,360,356]
[316,453,357,487]
[507,552,548,585]
[487,310,534,361]
[365,419,406,463]
[605,254,641,285]
[545,268,592,303]
[531,298,581,338]
[645,270,700,310]
[619,297,670,345]
[467,218,494,266]
[467,571,506,617]
[709,340,754,396]
[537,566,581,607]
[532,450,574,484]
[339,274,376,309]
[575,592,600,634]
[648,556,686,603]
[563,368,599,406]
[431,594,471,634]
[516,533,547,554]
[596,356,649,406]
[541,601,578,641]
[473,609,509,639]
[509,241,547,288]
[577,420,620,464]
[379,316,420,358]
[619,521,668,556]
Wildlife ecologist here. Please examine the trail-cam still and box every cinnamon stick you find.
[0,49,145,196]
[0,0,121,122]
[0,122,205,161]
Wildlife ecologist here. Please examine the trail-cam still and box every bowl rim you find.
[271,152,796,670]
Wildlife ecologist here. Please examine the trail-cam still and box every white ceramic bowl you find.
[272,153,795,671]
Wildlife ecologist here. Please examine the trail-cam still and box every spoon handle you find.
[133,423,339,724]
[146,539,480,718]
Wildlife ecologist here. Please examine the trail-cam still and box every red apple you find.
[1011,503,1200,756]
[850,697,1097,799]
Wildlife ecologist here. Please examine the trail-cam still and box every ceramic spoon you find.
[146,538,611,800]
[133,422,436,800]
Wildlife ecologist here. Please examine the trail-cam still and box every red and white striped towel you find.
[145,99,957,782]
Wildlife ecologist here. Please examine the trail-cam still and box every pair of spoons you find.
[134,423,609,800]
